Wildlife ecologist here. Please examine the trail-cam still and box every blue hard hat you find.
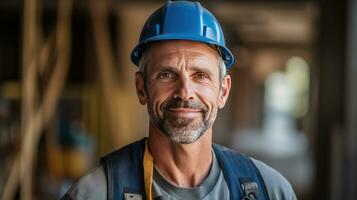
[130,1,235,68]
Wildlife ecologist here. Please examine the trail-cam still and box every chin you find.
[164,126,207,144]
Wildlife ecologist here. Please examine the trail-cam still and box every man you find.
[62,1,297,200]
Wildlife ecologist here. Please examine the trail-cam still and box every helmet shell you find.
[131,1,235,68]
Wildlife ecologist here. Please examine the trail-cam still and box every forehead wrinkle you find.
[146,41,221,74]
[156,50,219,73]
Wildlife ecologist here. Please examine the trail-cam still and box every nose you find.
[173,75,194,101]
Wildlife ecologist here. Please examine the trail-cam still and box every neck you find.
[148,122,213,187]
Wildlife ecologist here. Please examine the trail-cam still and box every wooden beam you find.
[90,0,122,147]
[1,0,73,199]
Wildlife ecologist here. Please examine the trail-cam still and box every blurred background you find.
[0,0,356,199]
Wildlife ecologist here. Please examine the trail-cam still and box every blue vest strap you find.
[101,138,147,200]
[213,144,270,200]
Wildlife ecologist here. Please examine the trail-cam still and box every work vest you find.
[100,138,270,200]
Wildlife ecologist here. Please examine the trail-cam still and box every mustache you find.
[163,99,207,112]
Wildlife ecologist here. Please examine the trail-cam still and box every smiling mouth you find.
[165,108,202,117]
[167,108,201,112]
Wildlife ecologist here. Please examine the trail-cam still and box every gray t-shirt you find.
[62,156,297,200]
[152,151,229,200]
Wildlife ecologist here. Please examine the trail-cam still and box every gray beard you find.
[148,100,216,144]
[160,115,209,144]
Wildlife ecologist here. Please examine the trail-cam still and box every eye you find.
[158,71,176,81]
[194,72,209,80]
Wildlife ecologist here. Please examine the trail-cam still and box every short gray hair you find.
[138,50,227,81]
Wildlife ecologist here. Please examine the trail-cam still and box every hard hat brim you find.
[131,35,235,69]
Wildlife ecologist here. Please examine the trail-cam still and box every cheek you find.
[196,84,221,111]
[149,85,173,111]
[150,83,174,99]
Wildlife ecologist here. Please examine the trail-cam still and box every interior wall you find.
[345,0,357,198]
[315,0,347,199]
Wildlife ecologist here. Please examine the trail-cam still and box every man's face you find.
[135,41,231,144]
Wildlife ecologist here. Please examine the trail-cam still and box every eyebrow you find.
[189,65,215,77]
[153,65,180,74]
[153,65,215,77]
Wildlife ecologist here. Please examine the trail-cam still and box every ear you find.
[135,72,148,105]
[218,75,231,109]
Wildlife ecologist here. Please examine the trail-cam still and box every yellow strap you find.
[143,139,153,200]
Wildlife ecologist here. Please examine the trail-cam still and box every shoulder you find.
[213,144,297,199]
[251,158,297,200]
[61,166,107,200]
